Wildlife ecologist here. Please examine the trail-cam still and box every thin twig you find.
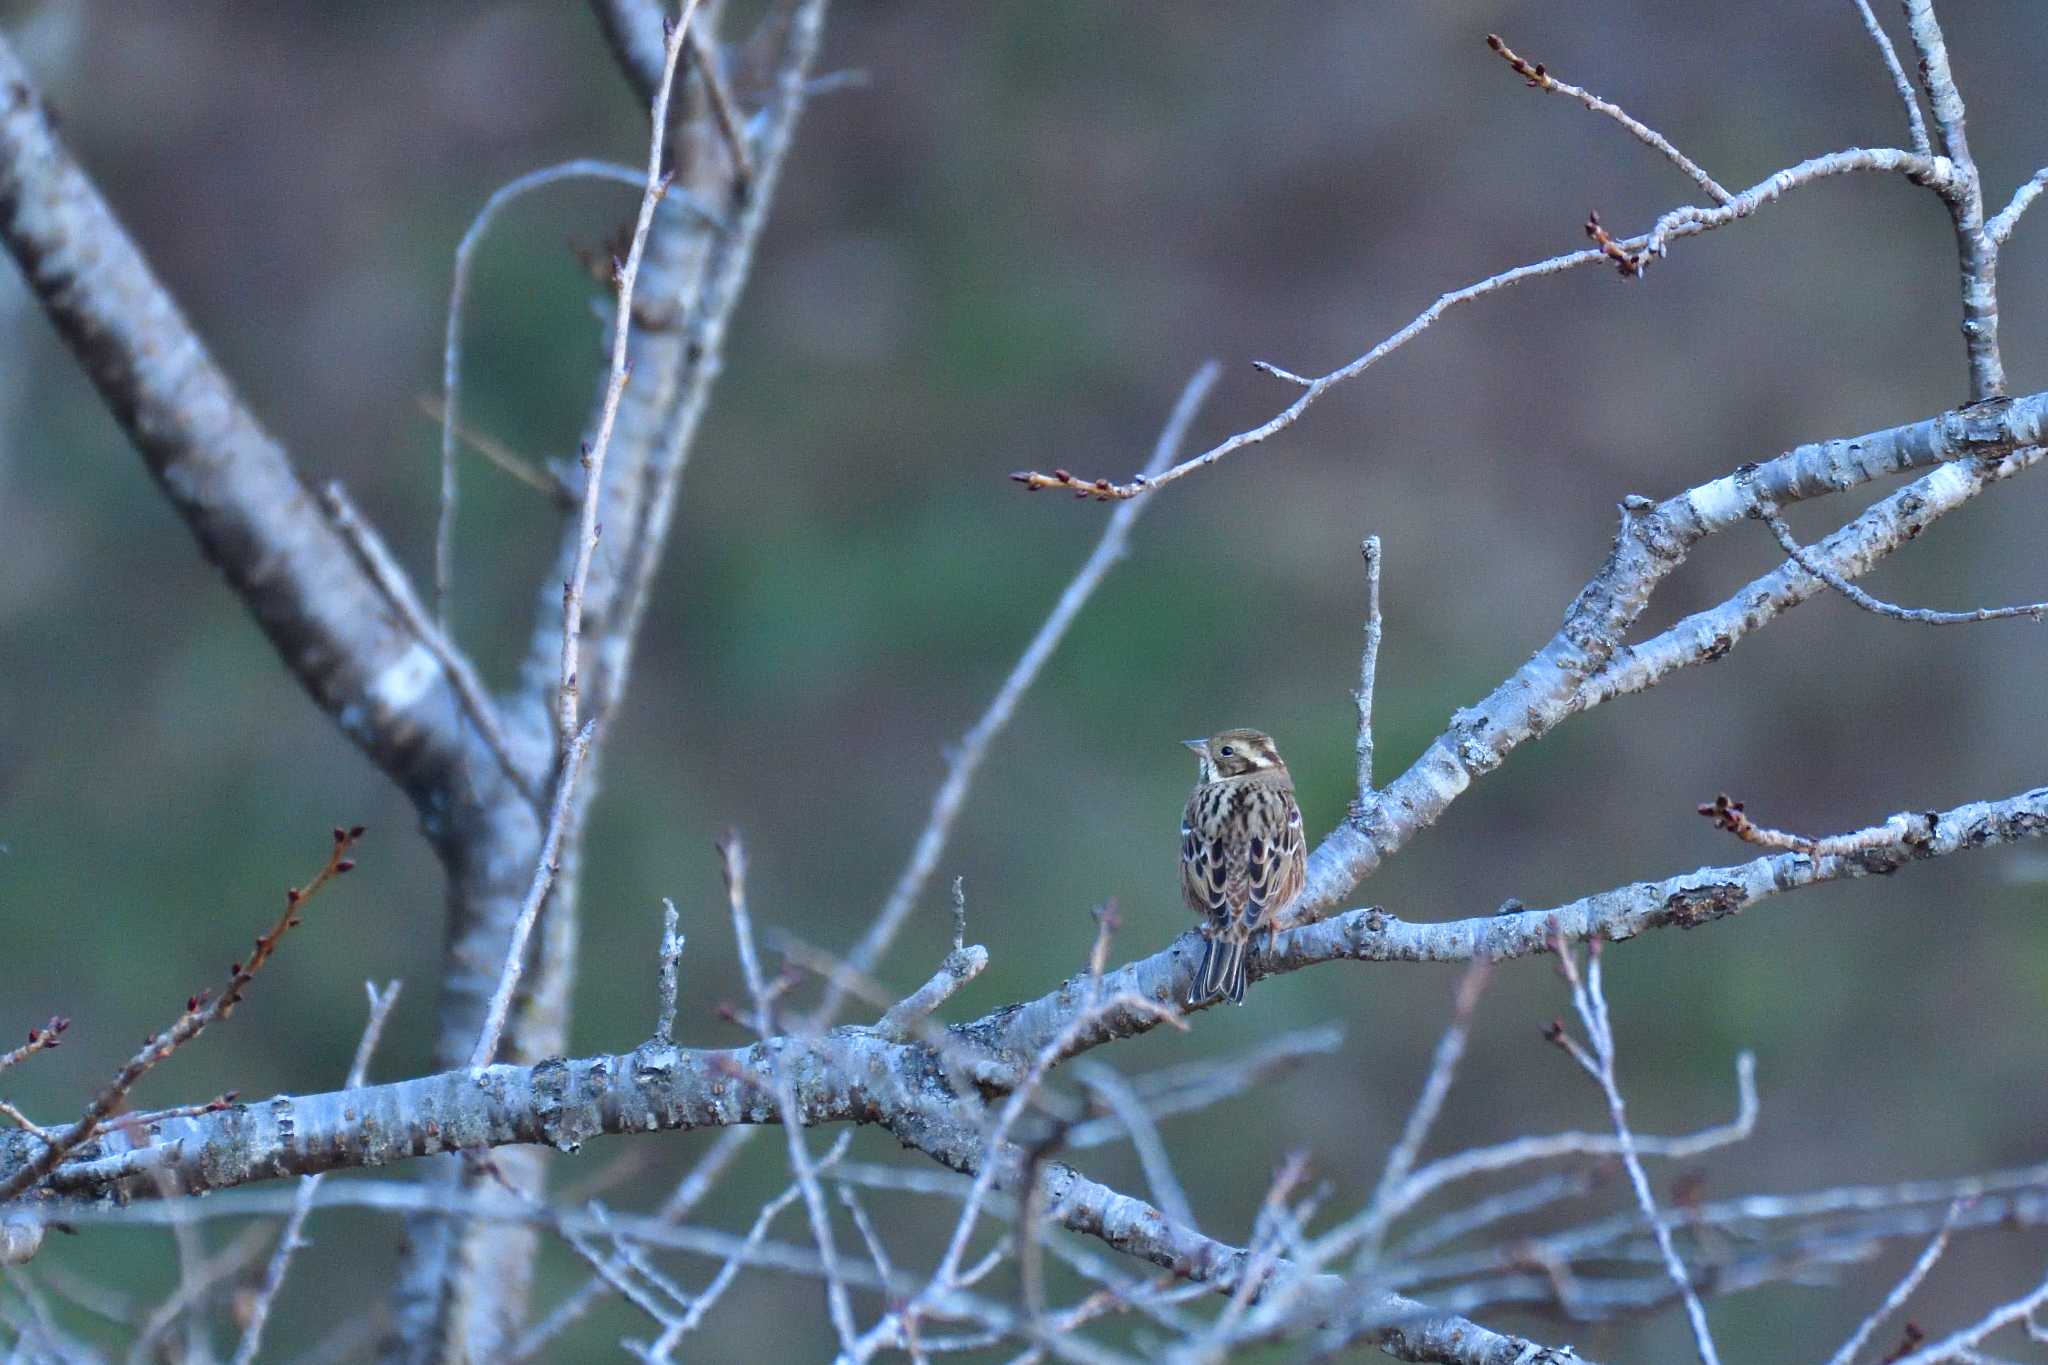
[0,829,362,1203]
[231,979,403,1365]
[1695,793,1820,853]
[438,157,645,626]
[662,1135,851,1344]
[124,1222,272,1365]
[1825,1199,1964,1365]
[1750,489,2045,624]
[687,28,754,186]
[1074,1063,1195,1229]
[1555,942,1720,1365]
[1064,1028,1343,1151]
[1849,0,1932,158]
[875,945,990,1042]
[1354,535,1382,802]
[1388,1171,1601,1261]
[509,1126,760,1360]
[718,832,860,1353]
[1989,166,2048,246]
[139,1159,208,1365]
[560,5,699,752]
[0,1101,52,1142]
[468,721,595,1068]
[838,1184,897,1292]
[593,0,832,731]
[1013,148,1945,500]
[822,360,1221,1020]
[655,898,684,1045]
[1485,33,1732,204]
[1353,961,1492,1267]
[1889,1269,2048,1365]
[324,482,539,805]
[417,395,573,505]
[1578,440,2045,711]
[0,1017,66,1078]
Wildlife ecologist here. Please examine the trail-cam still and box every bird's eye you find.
[1219,745,1235,756]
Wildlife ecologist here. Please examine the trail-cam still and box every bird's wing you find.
[1181,788,1232,930]
[1266,787,1308,924]
[1237,784,1303,933]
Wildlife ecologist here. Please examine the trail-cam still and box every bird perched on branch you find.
[1180,729,1307,1006]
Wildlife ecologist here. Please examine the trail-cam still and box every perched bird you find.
[1180,729,1307,1006]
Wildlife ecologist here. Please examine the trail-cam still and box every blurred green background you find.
[2,2,2046,1359]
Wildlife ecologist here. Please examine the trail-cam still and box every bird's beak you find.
[1182,738,1208,755]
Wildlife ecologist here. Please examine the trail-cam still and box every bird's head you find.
[1184,729,1287,781]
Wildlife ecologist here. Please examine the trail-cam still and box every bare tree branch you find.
[230,980,402,1365]
[559,3,697,753]
[1485,32,1732,203]
[1747,483,2045,624]
[1549,944,1719,1364]
[1849,0,1932,158]
[1012,149,1950,501]
[1904,0,2004,399]
[821,359,1221,1017]
[0,35,509,819]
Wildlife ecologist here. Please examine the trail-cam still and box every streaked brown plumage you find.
[1180,729,1306,1006]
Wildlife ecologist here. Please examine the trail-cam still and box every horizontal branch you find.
[17,786,2040,1209]
[960,784,2048,1072]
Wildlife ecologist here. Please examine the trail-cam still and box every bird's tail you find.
[1190,934,1250,1007]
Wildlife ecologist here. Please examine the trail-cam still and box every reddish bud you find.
[336,860,356,873]
[333,826,346,843]
[286,888,301,906]
[349,825,365,839]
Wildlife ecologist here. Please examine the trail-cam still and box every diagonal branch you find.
[1485,33,1731,204]
[1012,148,1948,502]
[819,360,1221,1018]
[1746,483,2046,624]
[1849,0,1932,158]
[1581,442,2043,707]
[0,35,507,821]
[1300,391,2047,928]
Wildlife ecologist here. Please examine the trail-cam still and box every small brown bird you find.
[1180,729,1307,1006]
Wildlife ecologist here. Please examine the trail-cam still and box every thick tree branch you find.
[1300,391,2047,927]
[0,36,510,821]
[1582,440,2044,707]
[1904,0,2003,399]
[15,787,2041,1210]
